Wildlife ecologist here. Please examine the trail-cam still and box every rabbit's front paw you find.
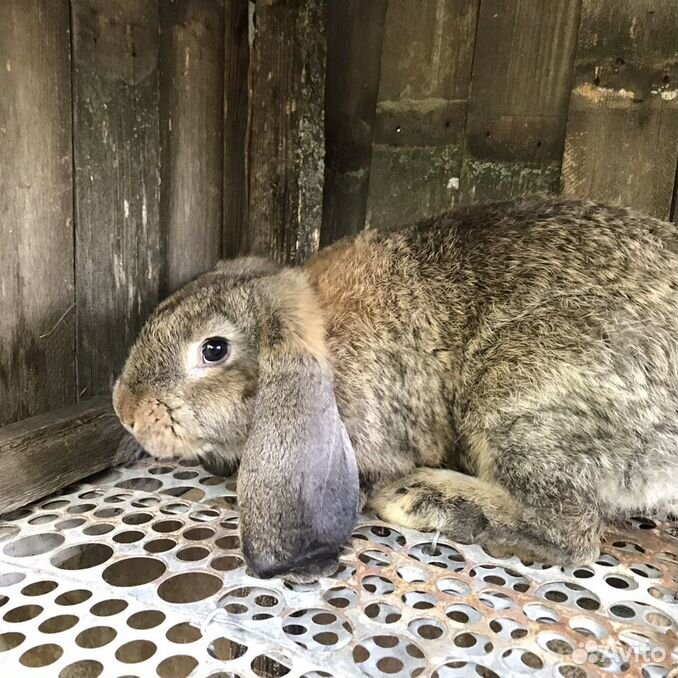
[369,469,490,544]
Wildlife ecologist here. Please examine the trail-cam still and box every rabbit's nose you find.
[112,382,137,429]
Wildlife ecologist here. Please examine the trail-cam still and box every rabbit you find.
[113,195,678,581]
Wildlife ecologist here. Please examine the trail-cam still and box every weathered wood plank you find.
[247,0,326,264]
[460,0,582,203]
[72,0,162,397]
[0,397,127,515]
[320,0,387,246]
[562,0,678,219]
[672,160,678,223]
[0,0,75,426]
[160,0,225,293]
[222,0,251,259]
[365,0,480,230]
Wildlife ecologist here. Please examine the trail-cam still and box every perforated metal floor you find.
[1,458,676,678]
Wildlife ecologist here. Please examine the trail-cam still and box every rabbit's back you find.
[307,197,677,515]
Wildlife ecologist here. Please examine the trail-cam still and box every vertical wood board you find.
[320,0,387,246]
[0,0,75,425]
[366,0,480,230]
[222,0,251,259]
[460,0,582,203]
[72,0,162,397]
[160,0,225,293]
[247,0,326,264]
[562,0,678,219]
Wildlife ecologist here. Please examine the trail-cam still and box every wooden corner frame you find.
[0,397,126,515]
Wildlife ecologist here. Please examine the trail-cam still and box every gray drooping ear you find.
[238,348,359,582]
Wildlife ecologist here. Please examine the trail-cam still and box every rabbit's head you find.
[113,257,359,581]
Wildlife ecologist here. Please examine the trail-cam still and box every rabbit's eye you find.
[200,337,230,365]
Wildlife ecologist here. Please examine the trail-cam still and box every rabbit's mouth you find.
[112,382,205,461]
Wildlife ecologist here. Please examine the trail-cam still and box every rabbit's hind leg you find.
[370,468,601,565]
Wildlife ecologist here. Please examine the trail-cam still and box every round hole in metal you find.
[0,572,26,586]
[0,632,25,651]
[28,513,59,525]
[0,525,20,543]
[67,503,96,514]
[56,518,87,530]
[409,618,444,640]
[115,639,157,663]
[19,643,63,667]
[211,555,243,571]
[145,538,177,553]
[364,601,401,624]
[215,535,240,549]
[22,580,58,597]
[324,586,357,609]
[90,599,127,616]
[152,519,183,533]
[76,626,117,648]
[116,477,163,492]
[59,660,104,678]
[208,637,248,660]
[4,604,43,622]
[122,512,153,525]
[93,507,123,519]
[377,657,403,674]
[177,546,209,562]
[149,466,174,475]
[127,610,166,629]
[174,470,199,480]
[55,589,92,606]
[51,543,113,570]
[83,523,114,536]
[103,557,166,586]
[183,527,215,540]
[251,656,290,677]
[41,500,69,510]
[38,614,79,633]
[113,530,145,544]
[162,486,205,501]
[157,655,199,678]
[158,572,222,604]
[4,533,65,557]
[166,622,202,644]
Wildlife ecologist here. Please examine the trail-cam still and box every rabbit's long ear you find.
[237,272,359,582]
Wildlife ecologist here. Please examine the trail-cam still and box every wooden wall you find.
[1,0,677,428]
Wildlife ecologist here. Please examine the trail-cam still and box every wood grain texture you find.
[460,0,582,203]
[160,0,225,293]
[247,0,326,264]
[562,0,678,219]
[0,397,127,515]
[320,0,387,246]
[366,0,480,230]
[222,0,251,259]
[72,0,162,397]
[672,159,678,223]
[0,0,75,426]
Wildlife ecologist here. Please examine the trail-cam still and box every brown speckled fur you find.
[114,196,678,573]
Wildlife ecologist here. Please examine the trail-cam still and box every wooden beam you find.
[247,0,326,265]
[460,0,582,203]
[71,0,162,397]
[320,0,387,246]
[222,0,251,259]
[562,0,678,219]
[365,0,480,230]
[0,0,75,425]
[0,398,127,515]
[160,0,225,293]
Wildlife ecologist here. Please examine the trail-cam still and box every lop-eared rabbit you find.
[113,197,678,581]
